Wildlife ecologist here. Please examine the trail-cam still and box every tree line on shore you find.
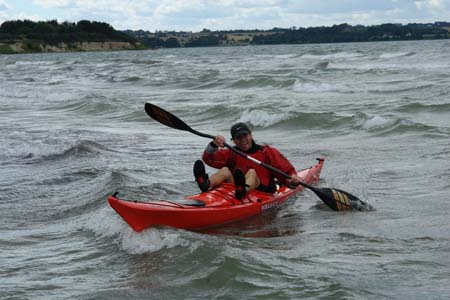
[1,19,449,52]
[0,19,136,45]
[130,22,450,48]
[252,22,450,45]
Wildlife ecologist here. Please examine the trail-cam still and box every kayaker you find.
[193,122,301,200]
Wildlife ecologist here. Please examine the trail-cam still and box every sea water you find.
[1,40,449,299]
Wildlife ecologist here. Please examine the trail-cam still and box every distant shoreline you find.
[1,19,449,54]
[125,21,450,48]
[0,40,145,54]
[0,20,145,54]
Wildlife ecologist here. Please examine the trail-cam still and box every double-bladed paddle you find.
[144,102,373,211]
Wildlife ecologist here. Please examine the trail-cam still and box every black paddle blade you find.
[314,187,374,212]
[145,103,192,132]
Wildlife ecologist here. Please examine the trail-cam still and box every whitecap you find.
[353,114,398,132]
[292,80,348,93]
[0,131,70,160]
[254,54,298,59]
[379,52,415,59]
[238,109,290,128]
[14,60,53,66]
[81,206,200,254]
[331,61,450,72]
[302,52,364,60]
[363,115,397,131]
[118,227,191,254]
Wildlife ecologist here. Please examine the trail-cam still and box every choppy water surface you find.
[1,40,449,299]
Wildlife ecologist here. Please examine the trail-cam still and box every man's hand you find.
[289,174,302,186]
[213,135,225,148]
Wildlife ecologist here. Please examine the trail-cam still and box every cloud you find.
[1,0,450,31]
[149,2,285,31]
[282,0,400,14]
[415,0,448,10]
[0,0,10,10]
[33,0,72,8]
[154,1,233,19]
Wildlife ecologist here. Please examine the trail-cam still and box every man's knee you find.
[218,167,233,182]
[246,168,257,178]
[220,167,232,175]
[246,169,260,185]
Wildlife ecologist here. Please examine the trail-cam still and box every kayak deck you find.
[108,158,324,231]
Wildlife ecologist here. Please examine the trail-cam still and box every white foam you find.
[379,52,412,59]
[0,131,70,159]
[330,60,450,72]
[119,227,179,254]
[302,52,364,60]
[95,62,114,68]
[365,116,389,129]
[82,206,200,254]
[254,54,298,59]
[14,60,54,66]
[355,115,398,132]
[292,80,347,93]
[238,109,290,127]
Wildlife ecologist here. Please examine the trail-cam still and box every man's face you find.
[233,133,252,151]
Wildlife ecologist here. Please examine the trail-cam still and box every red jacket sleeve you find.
[264,146,297,184]
[202,143,232,169]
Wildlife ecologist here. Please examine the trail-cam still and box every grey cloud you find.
[0,0,9,11]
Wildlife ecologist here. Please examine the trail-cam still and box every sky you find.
[0,0,449,32]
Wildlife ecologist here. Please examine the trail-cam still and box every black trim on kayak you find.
[132,199,206,207]
[112,193,206,207]
[173,199,206,206]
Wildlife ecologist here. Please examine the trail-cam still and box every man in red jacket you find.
[193,122,301,200]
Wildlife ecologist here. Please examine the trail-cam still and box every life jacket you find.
[203,140,296,192]
[227,143,276,191]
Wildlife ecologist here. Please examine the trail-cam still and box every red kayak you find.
[108,158,324,232]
